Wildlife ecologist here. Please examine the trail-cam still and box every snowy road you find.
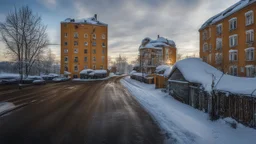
[0,76,163,144]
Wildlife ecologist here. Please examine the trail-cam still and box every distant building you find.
[139,35,176,74]
[60,14,108,78]
[199,0,256,77]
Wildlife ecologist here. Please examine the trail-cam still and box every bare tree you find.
[0,6,48,81]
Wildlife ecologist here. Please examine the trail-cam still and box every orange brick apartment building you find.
[60,15,108,78]
[199,0,256,77]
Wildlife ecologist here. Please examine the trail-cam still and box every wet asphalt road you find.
[0,77,164,144]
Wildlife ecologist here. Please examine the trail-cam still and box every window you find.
[92,41,96,46]
[229,66,238,76]
[74,32,78,38]
[93,49,96,54]
[102,34,105,39]
[74,48,78,53]
[102,56,105,62]
[74,65,78,72]
[100,65,103,69]
[84,33,88,38]
[203,43,208,52]
[64,65,68,71]
[93,57,96,62]
[216,38,222,50]
[92,34,96,39]
[64,42,68,46]
[208,54,211,63]
[84,49,88,54]
[84,57,87,62]
[64,49,68,53]
[93,65,96,70]
[229,18,237,30]
[73,75,78,78]
[84,65,88,69]
[209,44,212,51]
[84,42,88,46]
[241,67,244,73]
[202,30,208,40]
[216,24,222,35]
[202,56,207,62]
[215,53,223,64]
[246,65,255,77]
[74,41,78,46]
[64,56,68,62]
[102,42,106,47]
[102,49,105,54]
[64,33,68,37]
[245,48,254,61]
[246,29,254,43]
[245,10,254,26]
[229,35,238,47]
[229,50,238,61]
[74,56,78,62]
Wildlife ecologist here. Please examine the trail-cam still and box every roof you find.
[169,58,256,95]
[61,16,107,26]
[199,0,256,30]
[139,36,176,50]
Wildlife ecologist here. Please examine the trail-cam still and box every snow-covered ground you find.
[0,102,15,114]
[121,76,256,144]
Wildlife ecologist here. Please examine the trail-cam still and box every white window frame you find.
[74,32,78,38]
[245,10,254,26]
[84,56,87,62]
[93,65,96,70]
[84,42,88,46]
[229,17,237,30]
[84,33,88,38]
[74,41,78,46]
[92,41,96,46]
[74,65,78,72]
[216,38,222,50]
[208,54,212,63]
[203,42,208,52]
[92,34,96,39]
[102,42,106,47]
[245,47,254,61]
[64,56,68,62]
[93,49,96,54]
[229,34,238,47]
[74,48,78,53]
[245,65,255,77]
[64,33,68,37]
[215,53,223,64]
[102,34,105,39]
[64,49,68,53]
[216,23,222,35]
[229,65,238,76]
[246,29,254,43]
[229,50,238,61]
[74,56,78,63]
[202,30,208,40]
[93,57,96,62]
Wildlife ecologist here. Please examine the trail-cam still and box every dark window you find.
[84,49,88,54]
[84,57,87,62]
[74,57,78,62]
[92,41,96,46]
[170,68,186,81]
[93,49,96,54]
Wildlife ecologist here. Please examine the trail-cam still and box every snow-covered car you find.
[52,77,69,82]
[0,78,18,84]
[31,77,46,85]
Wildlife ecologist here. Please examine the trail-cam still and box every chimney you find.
[157,35,160,38]
[94,14,97,21]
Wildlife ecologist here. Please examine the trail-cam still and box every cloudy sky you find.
[0,0,238,63]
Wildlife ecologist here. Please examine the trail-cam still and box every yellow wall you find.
[60,22,108,78]
[200,3,256,77]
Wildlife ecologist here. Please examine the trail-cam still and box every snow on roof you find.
[155,65,170,73]
[130,70,137,75]
[80,69,94,74]
[200,0,256,30]
[62,16,107,26]
[164,67,173,78]
[139,36,176,50]
[94,70,107,74]
[170,58,256,96]
[170,58,223,92]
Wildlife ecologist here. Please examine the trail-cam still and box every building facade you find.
[60,15,108,78]
[139,35,176,74]
[199,0,256,77]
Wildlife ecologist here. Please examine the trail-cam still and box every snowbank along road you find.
[0,76,164,144]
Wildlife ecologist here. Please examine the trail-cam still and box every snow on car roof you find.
[170,58,256,96]
[139,36,176,50]
[200,0,256,30]
[94,70,107,74]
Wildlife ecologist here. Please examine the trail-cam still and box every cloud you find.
[37,0,57,9]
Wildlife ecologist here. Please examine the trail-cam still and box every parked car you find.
[52,77,69,82]
[0,77,18,84]
[31,77,46,85]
